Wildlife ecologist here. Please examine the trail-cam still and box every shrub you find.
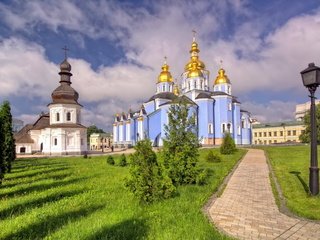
[196,168,209,185]
[220,132,237,155]
[107,155,115,165]
[206,150,222,163]
[125,139,175,204]
[119,154,127,167]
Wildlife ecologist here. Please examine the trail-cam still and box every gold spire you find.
[158,56,173,83]
[184,30,206,74]
[214,63,230,84]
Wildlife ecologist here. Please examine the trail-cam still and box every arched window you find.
[54,138,57,145]
[163,85,165,92]
[56,113,60,122]
[67,112,71,121]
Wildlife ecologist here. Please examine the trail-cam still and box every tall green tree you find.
[0,113,4,184]
[125,139,175,203]
[299,104,320,143]
[0,101,16,173]
[161,99,199,185]
[220,132,237,155]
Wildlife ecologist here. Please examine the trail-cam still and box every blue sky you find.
[0,0,320,131]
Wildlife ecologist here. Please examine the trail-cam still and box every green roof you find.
[252,120,304,129]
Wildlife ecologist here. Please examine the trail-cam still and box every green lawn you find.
[0,148,246,240]
[265,145,320,220]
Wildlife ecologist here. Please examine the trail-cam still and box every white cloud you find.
[2,1,320,130]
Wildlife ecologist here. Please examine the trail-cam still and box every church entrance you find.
[153,133,161,147]
[20,147,26,153]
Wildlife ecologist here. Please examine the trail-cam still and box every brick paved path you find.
[208,149,320,240]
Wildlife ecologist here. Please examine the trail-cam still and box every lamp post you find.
[300,62,320,195]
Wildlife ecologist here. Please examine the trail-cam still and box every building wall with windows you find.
[295,100,320,120]
[252,121,305,145]
[90,133,112,151]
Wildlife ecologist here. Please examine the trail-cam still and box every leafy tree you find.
[299,105,320,143]
[125,139,175,204]
[220,132,237,155]
[0,101,15,173]
[119,154,127,167]
[161,99,199,185]
[87,125,105,142]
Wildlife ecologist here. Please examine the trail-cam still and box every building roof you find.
[47,123,87,129]
[32,114,50,130]
[148,92,177,102]
[252,120,304,129]
[195,92,212,99]
[14,124,34,143]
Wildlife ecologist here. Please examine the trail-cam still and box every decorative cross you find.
[164,56,167,64]
[192,29,197,41]
[220,59,223,68]
[62,45,69,59]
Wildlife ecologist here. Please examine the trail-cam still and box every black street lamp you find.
[300,62,320,195]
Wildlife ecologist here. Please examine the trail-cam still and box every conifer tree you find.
[0,101,16,173]
[220,132,237,155]
[125,139,175,203]
[161,99,199,185]
[0,113,4,184]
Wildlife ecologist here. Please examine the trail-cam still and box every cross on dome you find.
[192,29,197,42]
[62,45,69,59]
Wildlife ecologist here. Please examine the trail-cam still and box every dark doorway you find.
[20,147,26,153]
[40,143,43,152]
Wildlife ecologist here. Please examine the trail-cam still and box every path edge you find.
[202,148,248,237]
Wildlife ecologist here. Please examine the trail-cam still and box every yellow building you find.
[90,133,112,151]
[252,121,305,145]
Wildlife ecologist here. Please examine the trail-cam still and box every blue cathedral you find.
[113,36,252,147]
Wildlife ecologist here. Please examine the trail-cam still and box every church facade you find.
[15,58,87,155]
[112,37,252,147]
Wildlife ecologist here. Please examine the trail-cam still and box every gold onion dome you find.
[158,58,173,83]
[214,68,230,85]
[187,62,203,78]
[184,37,206,72]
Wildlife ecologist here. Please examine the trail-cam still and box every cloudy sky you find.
[0,0,320,131]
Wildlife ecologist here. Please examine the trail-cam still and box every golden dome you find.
[184,32,206,74]
[158,59,173,83]
[187,62,203,78]
[214,68,230,85]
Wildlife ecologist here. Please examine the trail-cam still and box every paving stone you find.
[208,149,320,240]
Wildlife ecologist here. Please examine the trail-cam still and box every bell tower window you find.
[67,112,71,121]
[56,113,60,122]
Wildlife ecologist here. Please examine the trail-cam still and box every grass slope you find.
[0,149,246,240]
[266,145,320,220]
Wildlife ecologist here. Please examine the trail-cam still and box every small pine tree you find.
[119,154,127,167]
[206,150,222,163]
[125,139,175,204]
[107,155,115,165]
[161,99,199,185]
[220,132,237,155]
[0,101,15,173]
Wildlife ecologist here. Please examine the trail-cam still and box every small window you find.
[54,138,57,146]
[264,140,267,145]
[259,132,262,137]
[268,132,272,137]
[222,123,226,133]
[292,130,296,136]
[228,103,232,111]
[208,123,213,134]
[56,113,60,122]
[241,120,245,128]
[274,131,277,137]
[263,132,267,137]
[274,140,277,143]
[254,140,257,145]
[163,85,165,92]
[269,140,272,144]
[287,130,291,136]
[67,112,71,121]
[280,131,283,136]
[254,132,257,137]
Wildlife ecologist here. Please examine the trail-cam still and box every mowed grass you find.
[0,148,246,240]
[265,145,320,220]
